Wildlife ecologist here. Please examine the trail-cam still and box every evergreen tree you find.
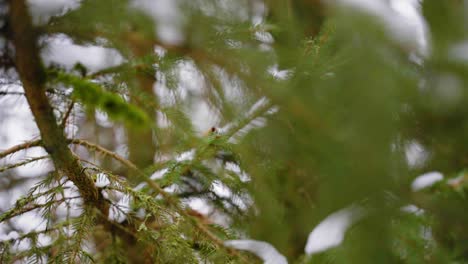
[1,0,468,263]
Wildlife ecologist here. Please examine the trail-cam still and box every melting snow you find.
[411,171,443,191]
[330,0,429,57]
[305,205,365,255]
[224,239,288,264]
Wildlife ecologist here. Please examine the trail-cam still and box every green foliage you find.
[3,0,468,263]
[52,71,150,127]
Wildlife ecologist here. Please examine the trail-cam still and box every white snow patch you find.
[329,0,429,57]
[27,0,82,24]
[150,168,169,180]
[400,204,424,216]
[187,198,212,215]
[225,162,251,182]
[305,205,365,255]
[411,171,444,191]
[176,150,196,162]
[131,0,185,44]
[41,35,125,74]
[109,194,131,223]
[405,141,428,168]
[211,180,232,198]
[224,239,288,264]
[95,173,110,188]
[0,231,19,241]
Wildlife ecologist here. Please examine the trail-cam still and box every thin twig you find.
[0,156,48,173]
[0,196,79,223]
[0,91,25,96]
[60,101,75,128]
[0,139,42,159]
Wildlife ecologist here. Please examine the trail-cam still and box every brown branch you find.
[60,100,75,128]
[6,1,105,213]
[0,139,42,159]
[0,91,25,96]
[0,156,48,173]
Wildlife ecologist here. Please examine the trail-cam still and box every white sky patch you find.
[0,88,47,177]
[305,205,365,255]
[14,211,46,233]
[154,75,177,107]
[214,66,246,103]
[41,35,125,74]
[411,171,444,191]
[190,101,220,133]
[224,239,288,264]
[131,0,185,45]
[177,61,205,97]
[176,149,196,162]
[0,88,39,149]
[329,0,429,57]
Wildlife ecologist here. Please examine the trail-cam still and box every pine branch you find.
[0,196,78,223]
[72,139,248,261]
[0,156,48,173]
[223,98,274,139]
[0,139,42,160]
[7,0,104,212]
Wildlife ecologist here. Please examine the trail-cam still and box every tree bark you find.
[7,0,107,213]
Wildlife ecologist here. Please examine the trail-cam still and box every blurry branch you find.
[70,139,137,171]
[0,94,274,170]
[93,209,139,240]
[60,101,75,128]
[223,98,274,139]
[0,155,48,173]
[0,91,24,96]
[0,196,79,223]
[43,27,257,85]
[0,139,42,159]
[88,64,129,78]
